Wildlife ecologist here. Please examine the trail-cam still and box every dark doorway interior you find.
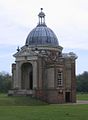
[29,71,33,89]
[65,92,71,102]
[21,63,33,89]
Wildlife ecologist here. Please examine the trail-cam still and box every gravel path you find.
[77,100,88,104]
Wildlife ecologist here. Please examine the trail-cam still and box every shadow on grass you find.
[0,94,48,106]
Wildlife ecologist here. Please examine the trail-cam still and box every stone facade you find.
[9,9,77,103]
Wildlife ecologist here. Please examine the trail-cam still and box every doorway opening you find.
[29,71,33,89]
[21,63,33,90]
[65,92,71,102]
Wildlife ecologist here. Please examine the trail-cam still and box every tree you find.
[77,71,88,92]
[0,72,12,93]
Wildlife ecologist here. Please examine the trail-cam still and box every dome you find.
[26,26,59,46]
[25,8,59,47]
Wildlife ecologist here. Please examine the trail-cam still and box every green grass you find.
[0,93,88,120]
[0,94,47,106]
[0,105,88,120]
[77,93,88,100]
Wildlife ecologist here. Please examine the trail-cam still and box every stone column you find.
[15,61,21,89]
[12,63,16,89]
[71,60,76,103]
[33,61,37,89]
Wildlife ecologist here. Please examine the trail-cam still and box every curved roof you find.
[25,8,59,47]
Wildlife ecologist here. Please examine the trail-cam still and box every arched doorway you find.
[21,63,33,90]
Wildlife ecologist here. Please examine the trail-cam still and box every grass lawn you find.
[77,93,88,100]
[0,105,88,120]
[0,94,47,106]
[0,93,88,120]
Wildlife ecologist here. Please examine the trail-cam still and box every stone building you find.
[10,8,77,103]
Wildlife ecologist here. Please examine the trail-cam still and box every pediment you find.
[13,48,37,57]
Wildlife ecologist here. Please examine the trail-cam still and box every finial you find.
[17,46,20,52]
[41,8,43,11]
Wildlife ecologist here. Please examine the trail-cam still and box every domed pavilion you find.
[10,8,77,103]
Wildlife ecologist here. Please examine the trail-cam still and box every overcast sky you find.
[0,0,88,75]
